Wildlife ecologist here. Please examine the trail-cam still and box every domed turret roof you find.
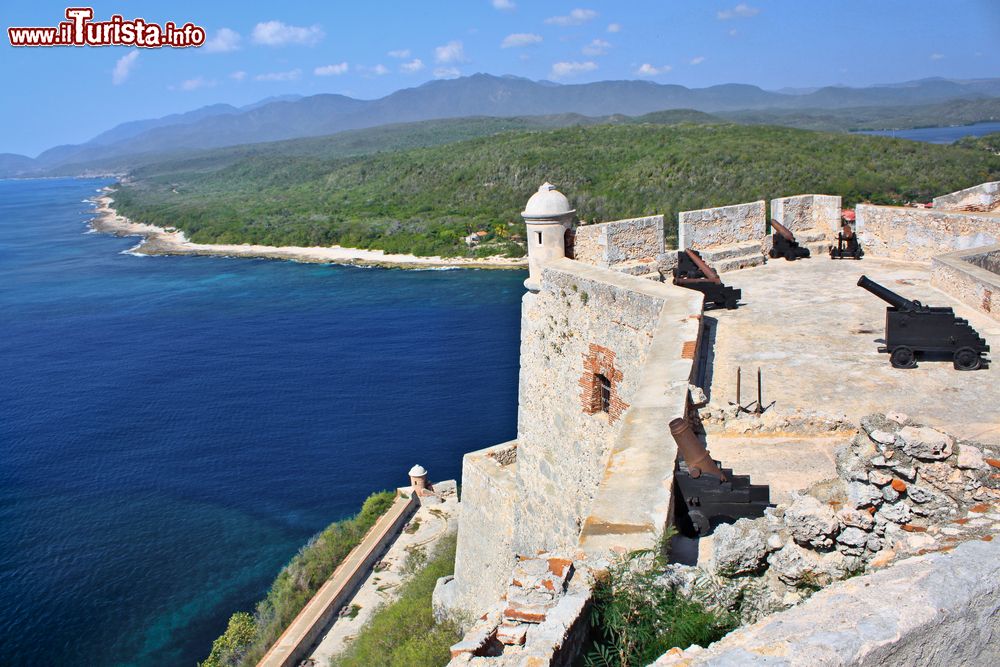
[409,464,427,477]
[522,182,575,220]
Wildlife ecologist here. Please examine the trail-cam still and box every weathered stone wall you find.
[654,538,1000,666]
[678,201,765,249]
[931,245,1000,322]
[447,442,519,617]
[513,259,666,555]
[572,215,666,273]
[856,204,1000,261]
[933,180,1000,212]
[770,194,842,239]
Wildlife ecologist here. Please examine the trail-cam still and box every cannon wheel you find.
[953,347,982,371]
[890,346,917,369]
[687,509,711,537]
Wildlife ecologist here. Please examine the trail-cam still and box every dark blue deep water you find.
[0,178,524,666]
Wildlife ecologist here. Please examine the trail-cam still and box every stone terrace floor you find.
[706,255,1000,447]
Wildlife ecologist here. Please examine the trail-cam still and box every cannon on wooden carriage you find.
[670,417,771,537]
[857,275,989,370]
[673,248,741,309]
[830,224,863,259]
[768,219,810,261]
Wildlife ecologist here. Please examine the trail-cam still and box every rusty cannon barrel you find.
[857,275,919,312]
[683,248,721,284]
[840,224,855,239]
[669,417,726,481]
[770,219,795,241]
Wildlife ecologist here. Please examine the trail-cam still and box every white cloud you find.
[400,58,425,73]
[690,55,705,65]
[607,23,622,33]
[358,64,389,76]
[545,8,597,26]
[204,27,241,53]
[930,52,945,60]
[251,21,324,46]
[502,33,542,48]
[434,66,461,78]
[550,60,597,79]
[255,69,302,81]
[230,70,247,81]
[435,40,467,64]
[387,49,411,58]
[635,63,672,77]
[728,28,739,36]
[717,3,760,20]
[173,76,215,91]
[492,0,516,10]
[112,51,139,85]
[582,38,611,56]
[315,62,349,76]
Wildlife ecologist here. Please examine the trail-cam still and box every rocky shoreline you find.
[88,190,528,271]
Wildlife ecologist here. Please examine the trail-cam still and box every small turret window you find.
[536,231,543,244]
[597,374,611,413]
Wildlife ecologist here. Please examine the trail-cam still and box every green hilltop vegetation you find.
[113,122,1000,258]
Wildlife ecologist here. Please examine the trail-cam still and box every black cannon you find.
[830,224,863,260]
[857,275,989,370]
[673,249,741,309]
[671,417,771,536]
[768,219,810,261]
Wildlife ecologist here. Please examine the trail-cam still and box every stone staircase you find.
[697,240,767,274]
[795,229,832,257]
[611,258,663,281]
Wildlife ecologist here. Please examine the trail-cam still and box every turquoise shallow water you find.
[0,178,524,665]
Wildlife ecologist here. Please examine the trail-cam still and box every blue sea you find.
[0,178,524,666]
[855,120,1000,144]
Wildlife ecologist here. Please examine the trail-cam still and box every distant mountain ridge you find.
[5,73,1000,177]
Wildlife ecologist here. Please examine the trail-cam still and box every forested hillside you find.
[113,123,1000,257]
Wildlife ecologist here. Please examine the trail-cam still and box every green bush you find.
[200,490,396,667]
[584,543,734,667]
[332,532,462,667]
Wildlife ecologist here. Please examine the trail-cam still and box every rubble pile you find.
[666,413,1000,622]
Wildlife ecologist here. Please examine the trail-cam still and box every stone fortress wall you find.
[770,194,843,239]
[439,180,1000,666]
[856,203,1000,262]
[932,180,1000,212]
[677,201,766,250]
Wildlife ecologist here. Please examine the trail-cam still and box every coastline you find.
[88,191,527,271]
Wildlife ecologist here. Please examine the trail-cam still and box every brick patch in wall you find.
[579,343,629,423]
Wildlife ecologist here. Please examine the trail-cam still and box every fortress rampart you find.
[438,181,1000,666]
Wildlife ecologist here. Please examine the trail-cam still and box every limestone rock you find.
[898,426,953,461]
[837,526,869,548]
[768,543,825,585]
[869,430,897,446]
[956,444,986,470]
[869,469,892,486]
[877,502,913,525]
[837,507,875,531]
[712,518,770,575]
[846,481,883,509]
[784,494,839,548]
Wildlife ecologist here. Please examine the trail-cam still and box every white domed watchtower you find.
[521,182,575,292]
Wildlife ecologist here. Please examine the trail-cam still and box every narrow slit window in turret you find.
[597,374,611,413]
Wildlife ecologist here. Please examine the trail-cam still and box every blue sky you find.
[2,0,999,156]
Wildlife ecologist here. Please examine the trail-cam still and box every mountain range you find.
[4,74,1000,177]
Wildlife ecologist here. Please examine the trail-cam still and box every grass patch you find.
[332,533,462,667]
[200,490,396,667]
[583,542,735,667]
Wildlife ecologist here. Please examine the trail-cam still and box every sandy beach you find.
[88,192,527,271]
